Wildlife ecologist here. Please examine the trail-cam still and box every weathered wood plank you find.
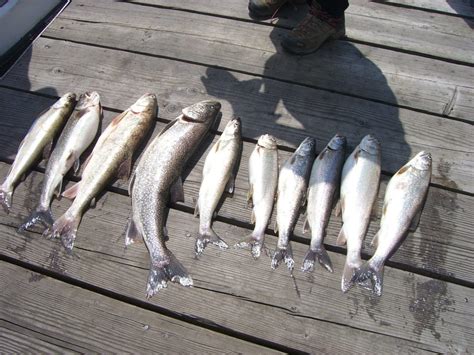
[0,261,280,354]
[0,168,471,353]
[45,0,474,121]
[129,0,474,63]
[0,88,472,284]
[381,0,474,18]
[1,40,472,192]
[0,321,79,354]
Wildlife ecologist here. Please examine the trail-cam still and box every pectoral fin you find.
[194,198,200,217]
[225,174,235,194]
[247,184,253,208]
[128,172,136,197]
[336,226,347,246]
[117,155,132,181]
[409,193,428,232]
[370,231,380,248]
[303,217,310,234]
[43,140,53,160]
[170,176,184,203]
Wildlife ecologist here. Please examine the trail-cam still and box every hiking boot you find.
[248,0,288,19]
[281,3,345,54]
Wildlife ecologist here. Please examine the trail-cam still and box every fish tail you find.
[301,246,333,273]
[271,243,294,271]
[146,250,193,299]
[341,259,360,293]
[19,206,54,232]
[0,185,13,214]
[234,232,267,259]
[351,259,385,296]
[42,211,81,253]
[195,227,229,256]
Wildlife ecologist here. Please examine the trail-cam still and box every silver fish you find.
[235,134,278,258]
[338,134,381,293]
[19,92,102,231]
[302,134,346,273]
[353,151,432,296]
[126,100,221,298]
[0,93,76,212]
[272,137,316,270]
[43,93,157,251]
[195,117,242,256]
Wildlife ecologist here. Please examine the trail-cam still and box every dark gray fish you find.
[302,134,346,273]
[126,100,221,298]
[352,151,432,296]
[272,137,316,271]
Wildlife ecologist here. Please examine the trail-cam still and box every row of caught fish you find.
[0,92,432,298]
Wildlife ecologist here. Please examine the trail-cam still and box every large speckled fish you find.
[338,134,381,293]
[20,92,102,231]
[0,93,76,213]
[125,100,221,298]
[43,93,157,251]
[235,134,278,258]
[302,134,346,273]
[272,137,316,271]
[353,151,432,296]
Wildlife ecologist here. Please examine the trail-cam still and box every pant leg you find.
[311,0,349,18]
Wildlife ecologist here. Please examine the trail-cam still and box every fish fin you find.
[146,249,193,299]
[0,186,13,213]
[225,174,235,194]
[20,173,27,182]
[271,243,294,271]
[19,207,54,232]
[301,246,333,273]
[117,155,132,182]
[333,198,342,217]
[370,231,380,248]
[170,176,185,203]
[234,233,267,259]
[246,184,253,208]
[110,110,128,127]
[125,218,143,246]
[42,140,53,160]
[163,226,169,242]
[157,118,178,137]
[341,261,357,293]
[128,172,136,197]
[409,192,428,232]
[73,159,81,175]
[336,226,347,246]
[54,179,63,198]
[301,192,307,209]
[89,197,96,209]
[62,182,81,200]
[250,209,256,224]
[303,216,310,234]
[195,227,228,256]
[43,211,81,253]
[81,153,92,172]
[351,260,384,296]
[194,199,199,217]
[274,220,278,234]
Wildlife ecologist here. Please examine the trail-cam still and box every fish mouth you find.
[76,91,101,109]
[257,134,277,149]
[360,134,380,155]
[182,100,221,122]
[412,151,432,171]
[297,137,316,155]
[54,92,76,108]
[130,93,158,113]
[328,133,346,150]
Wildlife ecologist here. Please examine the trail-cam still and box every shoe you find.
[281,3,345,54]
[248,0,289,19]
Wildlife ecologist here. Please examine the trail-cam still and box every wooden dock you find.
[0,0,473,353]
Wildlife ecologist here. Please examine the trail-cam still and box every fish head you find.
[257,134,277,150]
[411,151,432,171]
[182,100,221,123]
[328,134,347,151]
[221,117,241,138]
[130,93,158,115]
[54,92,76,109]
[296,137,316,157]
[359,134,380,155]
[76,91,101,110]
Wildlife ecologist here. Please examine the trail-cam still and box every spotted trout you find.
[43,93,157,251]
[353,151,432,296]
[0,93,76,213]
[235,134,278,258]
[125,100,221,298]
[338,134,381,293]
[272,137,316,270]
[20,92,102,231]
[302,134,346,273]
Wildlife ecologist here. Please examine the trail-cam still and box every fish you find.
[19,92,102,231]
[194,117,242,256]
[352,151,432,296]
[272,137,316,270]
[235,134,278,258]
[43,93,157,251]
[125,100,221,298]
[302,134,346,273]
[0,92,76,213]
[338,134,381,293]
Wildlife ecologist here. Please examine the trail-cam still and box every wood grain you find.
[1,40,473,192]
[0,261,281,354]
[0,167,471,353]
[380,0,474,17]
